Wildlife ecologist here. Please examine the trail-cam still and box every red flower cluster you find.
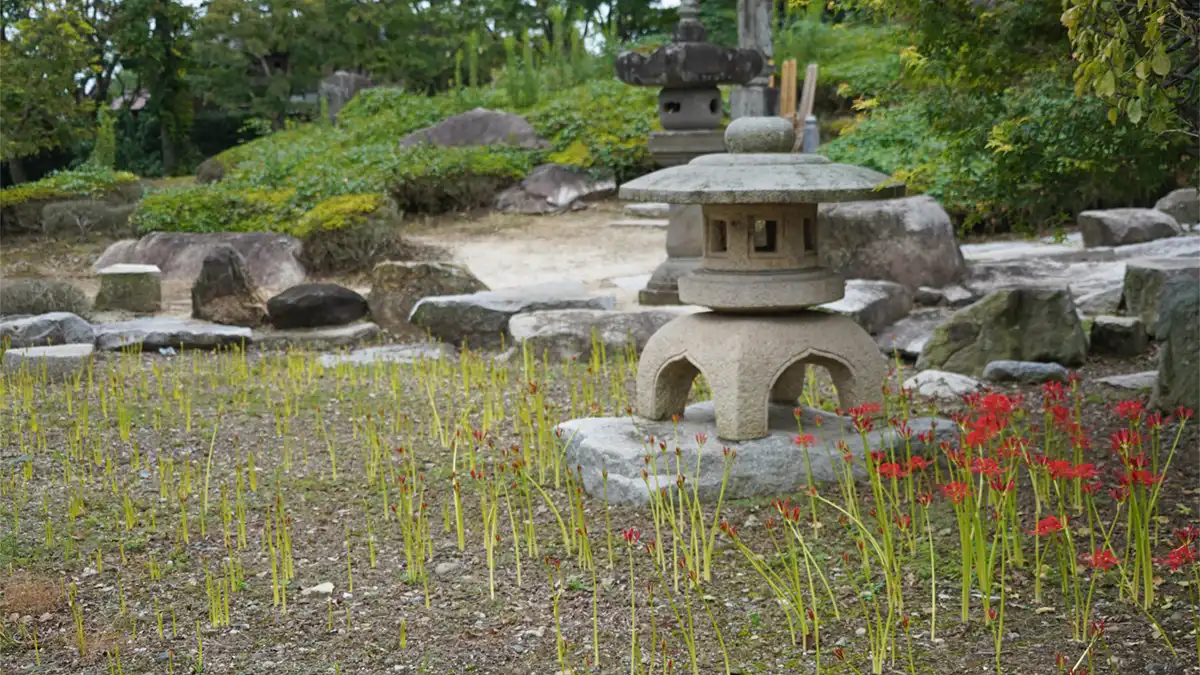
[940,481,971,504]
[1159,543,1197,572]
[621,526,641,545]
[1045,459,1097,481]
[876,462,908,479]
[1080,547,1120,571]
[1034,515,1065,537]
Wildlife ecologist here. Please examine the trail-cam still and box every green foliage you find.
[0,6,97,163]
[132,185,298,235]
[774,16,903,100]
[1062,0,1198,138]
[0,167,140,209]
[388,145,533,213]
[87,109,118,171]
[292,194,383,237]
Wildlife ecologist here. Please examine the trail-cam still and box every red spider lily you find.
[907,456,932,472]
[946,450,968,468]
[1114,400,1144,422]
[876,462,908,479]
[793,407,803,419]
[964,414,1003,447]
[988,476,1015,493]
[1177,526,1200,544]
[890,418,914,439]
[764,517,776,530]
[1145,412,1166,429]
[970,457,1002,477]
[894,514,912,530]
[1042,380,1066,403]
[1072,463,1099,480]
[1087,619,1106,639]
[1159,543,1198,571]
[916,492,933,506]
[940,481,971,504]
[869,450,887,464]
[719,519,739,539]
[995,436,1028,460]
[1117,469,1163,488]
[981,392,1022,416]
[792,433,816,448]
[848,403,881,433]
[833,647,847,662]
[1080,548,1120,571]
[1055,653,1067,668]
[695,432,708,446]
[1034,515,1065,537]
[1176,406,1194,420]
[917,429,936,445]
[1108,485,1130,503]
[987,607,998,621]
[1082,480,1102,495]
[1109,428,1142,455]
[621,526,642,545]
[1046,459,1075,480]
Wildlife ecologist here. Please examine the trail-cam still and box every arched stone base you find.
[636,310,888,440]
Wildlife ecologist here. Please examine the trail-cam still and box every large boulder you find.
[877,308,952,360]
[1151,282,1199,412]
[507,308,694,362]
[95,318,252,351]
[0,312,94,348]
[191,245,267,327]
[1089,315,1148,357]
[409,282,616,348]
[982,360,1069,384]
[1121,258,1200,338]
[267,283,368,329]
[398,108,550,149]
[916,287,1089,376]
[1078,208,1182,248]
[818,196,967,289]
[94,232,306,291]
[367,261,488,337]
[494,164,616,214]
[818,279,913,335]
[1155,188,1199,227]
[0,279,91,318]
[93,264,162,313]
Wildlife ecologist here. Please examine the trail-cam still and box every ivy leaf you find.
[1127,97,1144,124]
[1151,50,1171,76]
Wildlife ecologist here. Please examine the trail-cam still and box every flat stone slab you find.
[95,318,253,351]
[507,308,696,362]
[623,203,670,218]
[983,360,1070,384]
[608,218,669,229]
[0,312,94,349]
[97,263,162,275]
[559,401,956,505]
[601,274,653,293]
[317,344,450,368]
[409,282,617,348]
[1096,371,1158,390]
[2,343,95,379]
[877,308,951,360]
[819,279,913,335]
[254,322,381,350]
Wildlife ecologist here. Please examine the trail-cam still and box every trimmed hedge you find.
[0,167,140,209]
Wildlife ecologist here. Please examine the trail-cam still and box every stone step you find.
[623,203,670,218]
[608,218,668,229]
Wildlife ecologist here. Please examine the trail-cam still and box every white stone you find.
[301,582,334,596]
[819,279,913,335]
[317,344,450,368]
[903,370,985,401]
[1096,371,1158,390]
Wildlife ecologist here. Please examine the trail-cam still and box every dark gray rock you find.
[1151,282,1199,412]
[1089,315,1148,357]
[267,283,368,329]
[368,261,488,338]
[94,232,306,291]
[819,196,967,290]
[982,360,1070,384]
[877,308,951,360]
[819,279,913,335]
[558,401,955,505]
[0,279,91,319]
[195,157,226,184]
[1155,188,1199,226]
[0,312,94,348]
[917,288,1088,376]
[95,318,252,351]
[410,282,616,348]
[318,70,373,122]
[398,108,550,150]
[191,245,266,327]
[1122,258,1200,338]
[507,308,695,362]
[1079,209,1181,248]
[494,164,616,214]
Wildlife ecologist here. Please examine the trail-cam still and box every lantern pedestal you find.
[635,310,887,441]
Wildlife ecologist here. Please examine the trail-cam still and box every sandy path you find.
[408,201,666,307]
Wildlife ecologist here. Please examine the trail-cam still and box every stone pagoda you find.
[621,116,904,441]
[615,0,763,305]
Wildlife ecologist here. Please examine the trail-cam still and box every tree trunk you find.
[160,124,178,176]
[7,157,29,185]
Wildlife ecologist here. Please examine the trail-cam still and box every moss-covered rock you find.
[0,168,142,235]
[916,288,1088,376]
[0,279,93,318]
[1151,281,1199,412]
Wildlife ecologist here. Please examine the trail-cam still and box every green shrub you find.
[0,279,92,318]
[297,195,431,275]
[132,185,298,235]
[388,145,533,213]
[0,167,140,209]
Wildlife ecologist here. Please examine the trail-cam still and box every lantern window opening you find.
[802,217,816,253]
[752,218,778,254]
[708,219,729,255]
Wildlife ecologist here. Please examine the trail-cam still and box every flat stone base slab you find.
[609,218,669,229]
[254,322,381,350]
[317,344,451,368]
[558,401,956,505]
[95,318,253,351]
[2,343,95,380]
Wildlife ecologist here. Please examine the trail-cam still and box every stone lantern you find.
[615,0,763,305]
[619,116,905,441]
